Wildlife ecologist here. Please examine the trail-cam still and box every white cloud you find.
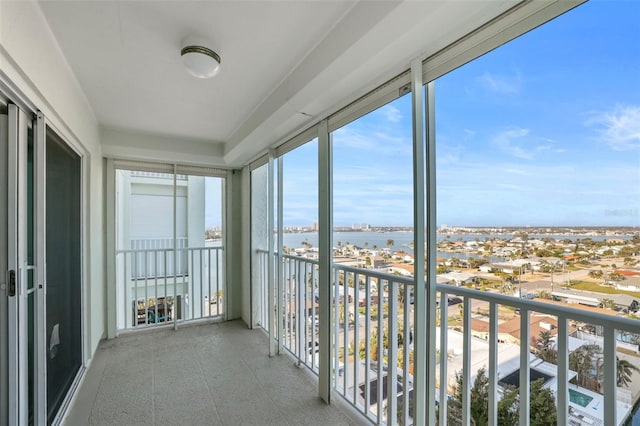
[491,127,533,159]
[588,105,640,151]
[380,104,402,123]
[477,71,522,94]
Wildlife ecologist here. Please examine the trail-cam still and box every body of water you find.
[284,231,631,256]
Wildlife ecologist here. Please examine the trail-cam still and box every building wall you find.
[0,1,105,357]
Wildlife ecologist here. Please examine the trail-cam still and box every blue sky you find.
[279,1,640,228]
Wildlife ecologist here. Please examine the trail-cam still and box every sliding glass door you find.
[45,127,82,423]
[1,102,83,425]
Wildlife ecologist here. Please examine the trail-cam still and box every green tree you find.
[441,368,556,426]
[588,270,603,279]
[386,239,395,249]
[569,344,599,388]
[617,357,640,387]
[536,330,558,364]
[529,378,557,425]
[600,298,615,309]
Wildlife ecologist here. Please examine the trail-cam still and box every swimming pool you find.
[569,388,593,407]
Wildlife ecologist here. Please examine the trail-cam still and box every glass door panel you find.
[45,127,81,423]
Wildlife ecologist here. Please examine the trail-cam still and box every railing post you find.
[267,151,276,356]
[488,302,498,426]
[277,156,284,354]
[557,315,568,426]
[439,292,448,426]
[318,119,332,403]
[603,326,617,426]
[519,308,530,425]
[461,297,471,426]
[387,281,398,425]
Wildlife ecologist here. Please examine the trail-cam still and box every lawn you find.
[569,280,640,298]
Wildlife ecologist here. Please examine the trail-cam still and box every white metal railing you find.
[257,250,415,425]
[128,237,188,278]
[117,246,224,330]
[436,284,639,426]
[257,249,640,426]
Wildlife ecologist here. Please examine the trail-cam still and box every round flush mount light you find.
[181,36,221,79]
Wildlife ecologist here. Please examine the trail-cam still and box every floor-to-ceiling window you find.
[434,2,640,424]
[330,94,415,424]
[114,165,225,330]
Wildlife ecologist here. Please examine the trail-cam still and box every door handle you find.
[8,270,16,297]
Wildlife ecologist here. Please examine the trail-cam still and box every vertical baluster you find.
[154,251,158,322]
[403,284,411,426]
[144,252,148,324]
[190,249,195,320]
[488,302,498,426]
[519,308,530,425]
[123,253,129,329]
[164,250,168,321]
[312,265,317,371]
[365,275,371,416]
[387,280,398,425]
[133,253,138,327]
[334,267,340,390]
[298,259,304,363]
[377,280,384,424]
[603,325,616,426]
[217,248,221,316]
[199,249,203,319]
[439,291,448,426]
[353,272,360,407]
[208,248,212,317]
[303,261,309,366]
[557,315,568,426]
[462,297,471,426]
[343,271,349,396]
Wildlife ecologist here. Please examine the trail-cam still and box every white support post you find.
[426,70,439,425]
[267,151,276,356]
[318,119,332,403]
[411,58,428,426]
[106,159,117,337]
[173,164,178,331]
[277,156,284,354]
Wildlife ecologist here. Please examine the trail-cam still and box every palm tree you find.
[617,357,640,387]
[569,344,599,388]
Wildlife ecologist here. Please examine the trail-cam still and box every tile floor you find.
[62,320,357,425]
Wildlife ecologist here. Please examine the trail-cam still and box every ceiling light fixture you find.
[181,36,221,79]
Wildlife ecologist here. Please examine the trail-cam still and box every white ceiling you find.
[38,0,517,166]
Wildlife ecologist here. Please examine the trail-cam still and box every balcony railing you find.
[257,250,415,425]
[257,249,640,426]
[116,246,224,330]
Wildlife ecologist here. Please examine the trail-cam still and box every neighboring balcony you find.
[116,242,225,331]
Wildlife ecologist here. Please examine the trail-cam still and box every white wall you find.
[101,127,226,167]
[0,1,105,357]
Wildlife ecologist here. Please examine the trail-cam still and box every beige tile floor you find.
[62,320,357,426]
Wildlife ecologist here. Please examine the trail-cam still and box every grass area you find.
[569,280,640,298]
